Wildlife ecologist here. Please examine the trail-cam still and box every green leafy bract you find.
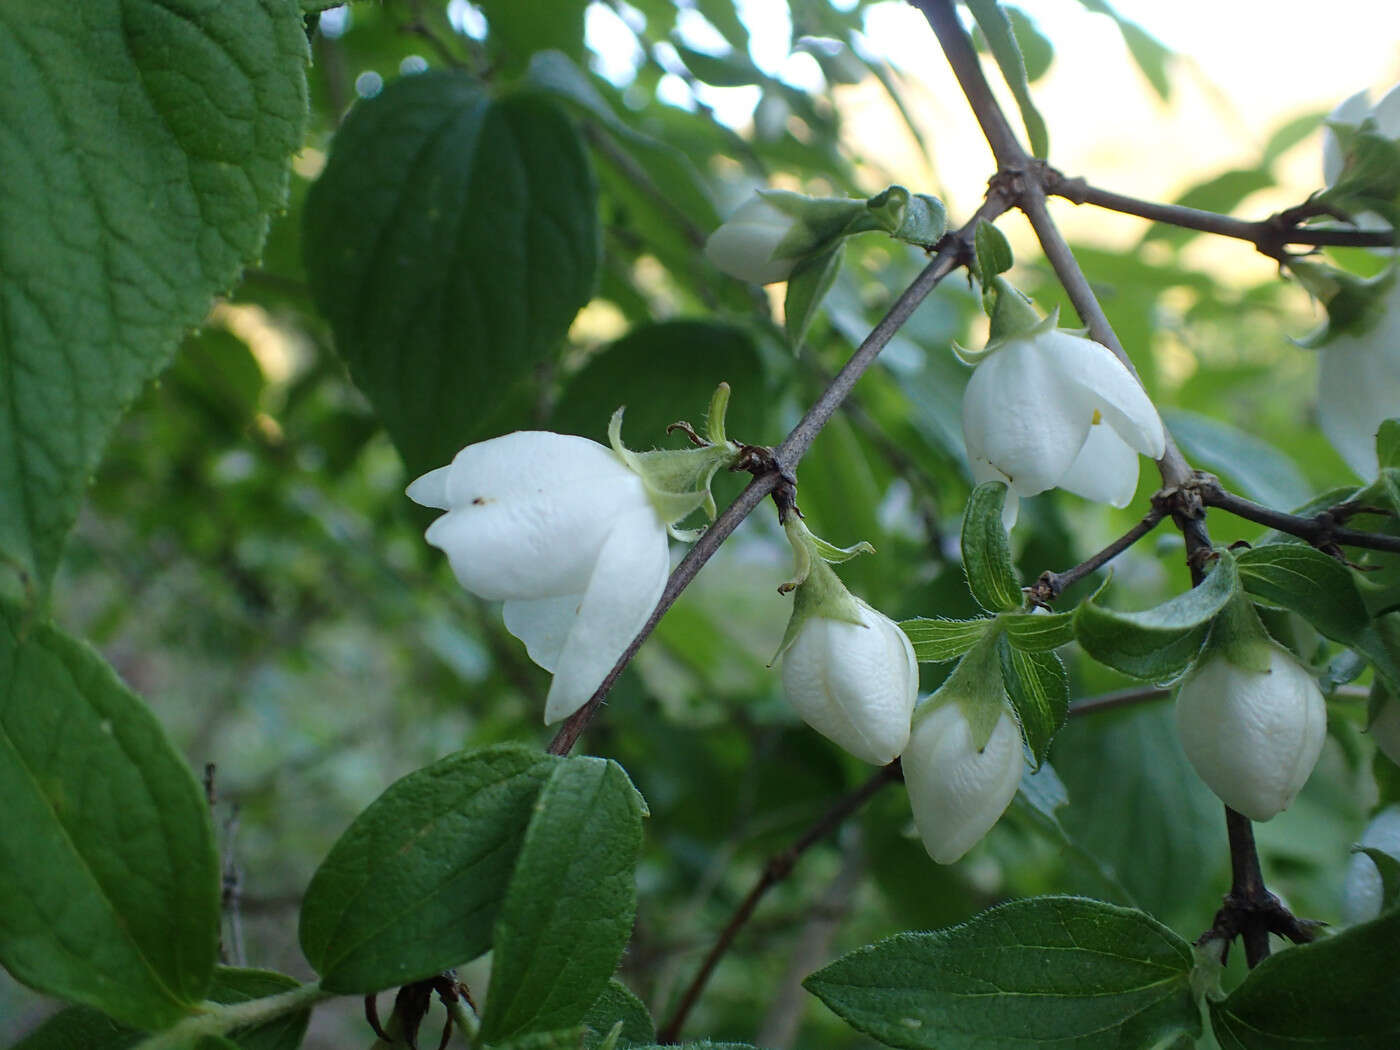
[997,637,1068,767]
[303,72,598,477]
[961,482,1022,613]
[805,896,1200,1049]
[481,757,646,1043]
[0,0,307,593]
[899,617,993,662]
[999,610,1075,651]
[299,745,556,993]
[0,599,219,1029]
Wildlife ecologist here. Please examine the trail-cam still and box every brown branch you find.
[1047,174,1397,259]
[1196,475,1400,555]
[655,762,903,1043]
[547,203,1006,756]
[1068,685,1169,718]
[1030,506,1166,605]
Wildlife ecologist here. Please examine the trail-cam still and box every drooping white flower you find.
[1323,83,1400,186]
[705,195,810,285]
[407,431,671,724]
[1342,804,1400,924]
[781,599,919,765]
[961,326,1165,527]
[902,701,1024,864]
[1316,278,1400,478]
[1174,645,1326,822]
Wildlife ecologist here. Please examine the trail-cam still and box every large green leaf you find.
[0,599,219,1029]
[303,72,598,476]
[1211,909,1400,1049]
[805,896,1199,1049]
[299,744,556,993]
[481,758,646,1044]
[0,0,306,592]
[1236,544,1370,644]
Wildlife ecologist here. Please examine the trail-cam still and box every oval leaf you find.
[0,600,219,1029]
[481,757,646,1044]
[0,0,306,591]
[299,744,556,993]
[1074,554,1238,680]
[962,482,1022,613]
[303,72,599,476]
[1236,544,1370,644]
[805,896,1199,1050]
[1211,909,1400,1049]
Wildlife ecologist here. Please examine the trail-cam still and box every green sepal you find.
[759,189,881,259]
[913,627,1007,751]
[974,220,1013,289]
[953,300,1058,365]
[1318,118,1400,222]
[900,617,994,663]
[1290,263,1393,347]
[866,184,947,249]
[772,516,869,664]
[1202,589,1276,674]
[608,392,741,537]
[784,243,845,349]
[997,636,1068,768]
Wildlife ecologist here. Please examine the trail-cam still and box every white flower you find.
[407,431,671,725]
[902,702,1024,864]
[705,196,806,285]
[780,600,918,765]
[961,328,1166,527]
[1323,84,1400,186]
[1174,646,1326,822]
[1342,804,1400,924]
[1317,279,1400,478]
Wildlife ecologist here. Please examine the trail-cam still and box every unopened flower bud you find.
[1343,805,1400,923]
[1174,645,1326,822]
[705,196,810,285]
[902,701,1024,864]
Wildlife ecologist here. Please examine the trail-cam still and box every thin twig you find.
[1030,507,1166,605]
[1068,685,1169,718]
[1197,475,1400,555]
[547,206,1004,756]
[655,762,903,1043]
[1047,174,1396,258]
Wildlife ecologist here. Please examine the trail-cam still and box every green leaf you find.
[999,610,1075,651]
[8,1007,138,1050]
[1379,419,1400,470]
[674,43,763,88]
[899,617,994,663]
[1211,909,1400,1049]
[582,979,656,1049]
[0,599,219,1029]
[1116,19,1172,101]
[299,744,557,993]
[1236,544,1370,644]
[1165,410,1310,510]
[1004,7,1053,81]
[785,244,846,348]
[0,0,306,592]
[961,482,1022,613]
[303,73,598,477]
[805,896,1200,1050]
[997,638,1068,767]
[207,968,314,1050]
[478,0,587,76]
[551,320,765,447]
[963,0,1048,158]
[1073,553,1238,679]
[481,757,646,1043]
[973,219,1014,287]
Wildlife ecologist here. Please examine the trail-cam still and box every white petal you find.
[1038,330,1165,458]
[1174,647,1326,821]
[1343,804,1400,923]
[503,593,582,672]
[962,338,1091,497]
[1373,83,1400,138]
[1055,422,1141,507]
[423,432,652,600]
[1317,289,1400,478]
[780,601,918,765]
[1324,89,1372,185]
[406,465,452,509]
[543,508,672,724]
[903,704,1024,864]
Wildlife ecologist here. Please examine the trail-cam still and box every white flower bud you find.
[704,196,805,285]
[407,431,671,725]
[902,702,1024,864]
[1323,84,1400,186]
[961,327,1165,527]
[1174,646,1326,822]
[1343,804,1400,924]
[1317,279,1400,478]
[780,599,919,765]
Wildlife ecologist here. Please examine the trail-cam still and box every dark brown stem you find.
[1196,475,1400,555]
[547,207,1002,756]
[1030,507,1165,605]
[655,762,903,1043]
[1048,175,1396,258]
